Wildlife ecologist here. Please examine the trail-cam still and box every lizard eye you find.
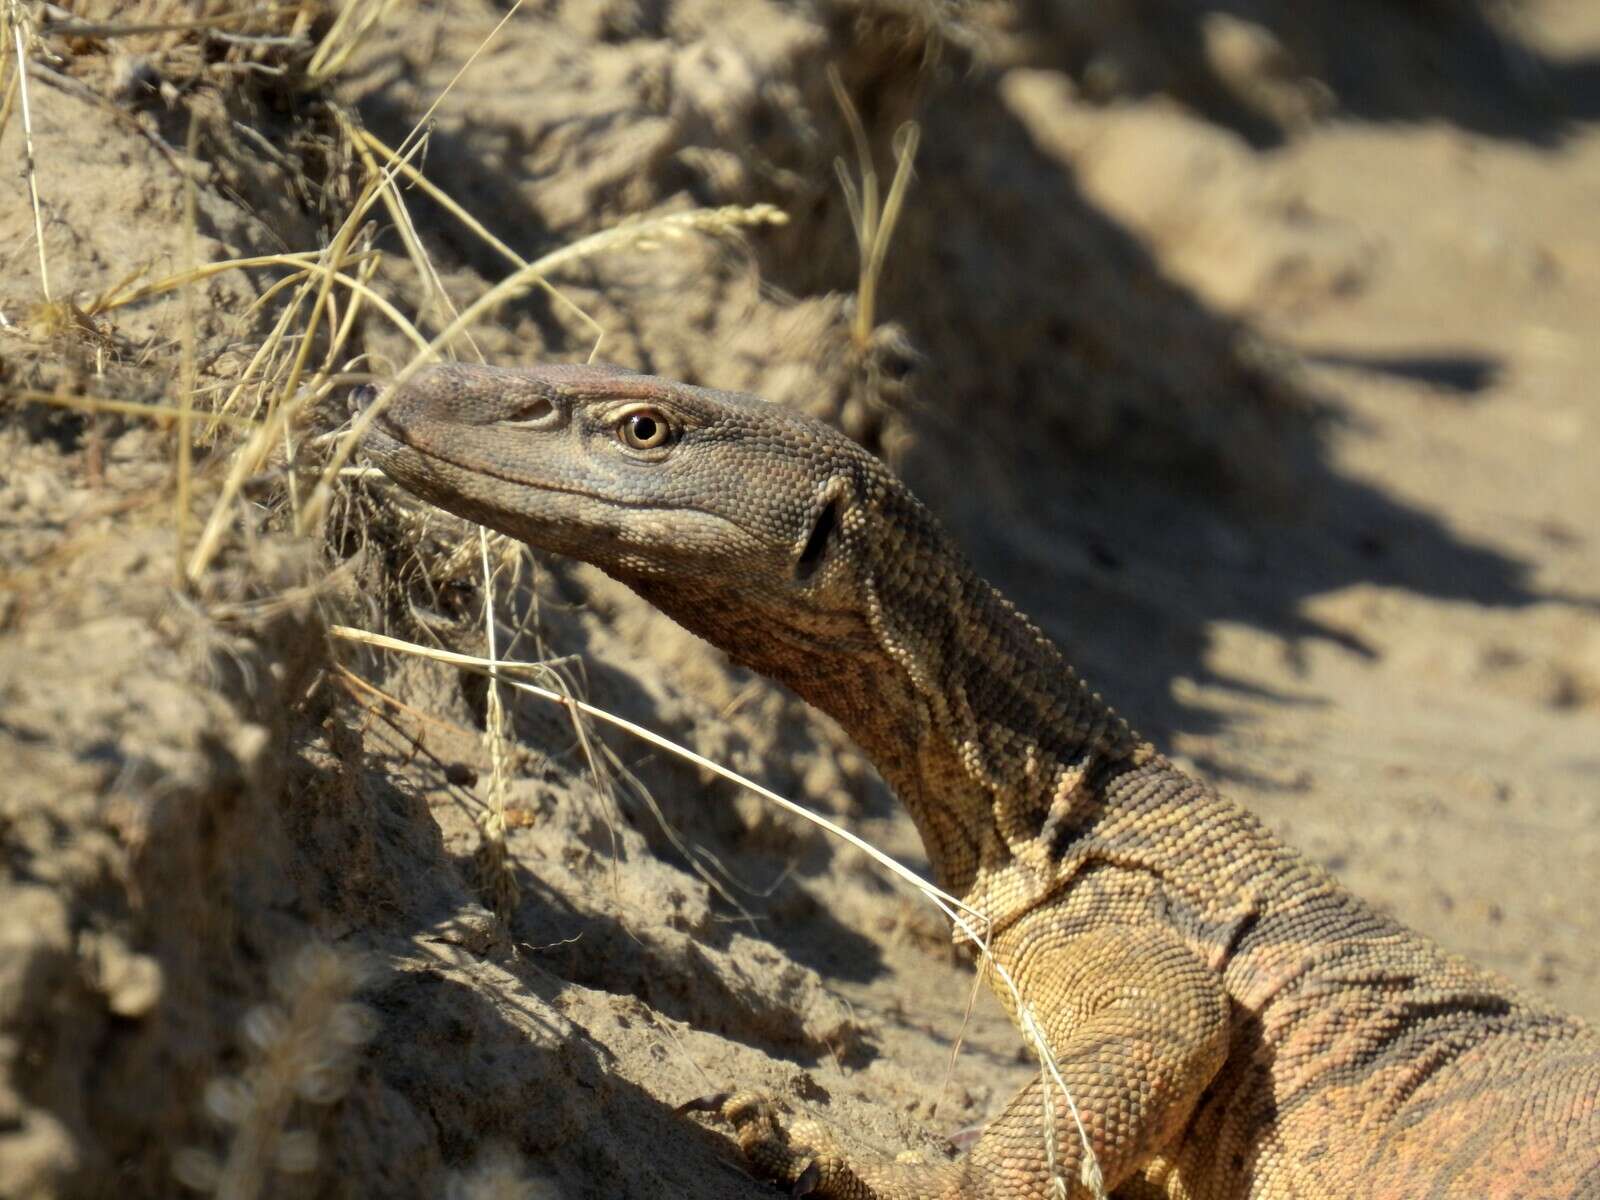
[618,408,672,450]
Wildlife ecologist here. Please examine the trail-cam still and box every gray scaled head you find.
[363,363,897,668]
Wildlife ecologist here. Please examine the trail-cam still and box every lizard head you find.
[364,363,1095,883]
[362,362,899,678]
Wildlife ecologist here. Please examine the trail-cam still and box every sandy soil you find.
[1008,4,1600,1020]
[0,0,1596,1196]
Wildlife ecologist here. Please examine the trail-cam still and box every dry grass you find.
[476,525,521,921]
[5,0,51,300]
[828,63,920,348]
[0,4,1102,1194]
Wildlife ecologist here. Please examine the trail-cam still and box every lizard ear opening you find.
[795,495,840,582]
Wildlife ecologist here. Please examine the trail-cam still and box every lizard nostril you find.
[500,397,556,428]
[348,384,378,417]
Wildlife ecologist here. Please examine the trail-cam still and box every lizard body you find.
[365,362,1600,1199]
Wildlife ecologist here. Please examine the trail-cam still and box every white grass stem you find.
[476,526,519,916]
[328,624,977,925]
[176,113,201,586]
[11,9,49,301]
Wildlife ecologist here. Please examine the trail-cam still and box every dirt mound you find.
[3,0,1597,1196]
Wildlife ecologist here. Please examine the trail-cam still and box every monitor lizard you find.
[362,361,1600,1199]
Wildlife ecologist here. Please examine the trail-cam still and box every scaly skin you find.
[364,362,1600,1199]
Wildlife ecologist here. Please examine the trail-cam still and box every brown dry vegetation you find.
[1,0,1597,1196]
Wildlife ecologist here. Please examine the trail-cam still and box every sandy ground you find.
[0,0,1596,1196]
[1020,4,1600,1020]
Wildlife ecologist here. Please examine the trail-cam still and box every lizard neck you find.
[749,486,1144,914]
